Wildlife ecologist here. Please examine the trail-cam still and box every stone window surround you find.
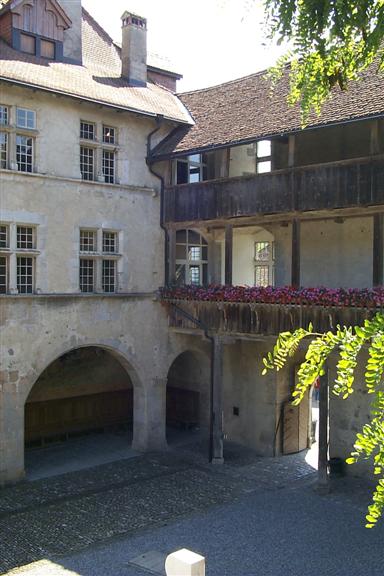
[79,120,119,184]
[0,104,38,173]
[79,228,122,293]
[0,222,40,294]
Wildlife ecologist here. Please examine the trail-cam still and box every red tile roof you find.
[151,64,384,158]
[0,8,192,124]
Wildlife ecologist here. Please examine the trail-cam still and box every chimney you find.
[60,0,83,64]
[121,11,147,86]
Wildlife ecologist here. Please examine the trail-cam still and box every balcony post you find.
[318,369,329,489]
[373,213,383,287]
[291,219,300,287]
[168,229,176,285]
[211,335,224,463]
[224,224,233,285]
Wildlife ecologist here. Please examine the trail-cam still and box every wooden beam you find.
[318,371,329,488]
[224,224,233,285]
[211,335,224,463]
[291,219,300,287]
[373,213,384,287]
[168,229,176,285]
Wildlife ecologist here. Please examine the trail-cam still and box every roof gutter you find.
[0,77,192,125]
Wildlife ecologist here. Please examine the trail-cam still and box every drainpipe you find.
[146,114,169,283]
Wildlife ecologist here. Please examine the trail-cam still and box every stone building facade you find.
[0,0,383,484]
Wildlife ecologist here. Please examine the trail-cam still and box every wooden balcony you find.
[165,299,379,337]
[164,156,384,224]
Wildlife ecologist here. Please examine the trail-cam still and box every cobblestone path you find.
[0,444,316,574]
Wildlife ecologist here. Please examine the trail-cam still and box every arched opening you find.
[166,350,210,448]
[24,346,135,478]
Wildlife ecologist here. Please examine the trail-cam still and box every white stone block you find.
[165,548,205,576]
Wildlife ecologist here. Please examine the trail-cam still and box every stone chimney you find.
[121,11,147,86]
[60,0,83,64]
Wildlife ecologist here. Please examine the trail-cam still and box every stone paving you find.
[0,439,318,575]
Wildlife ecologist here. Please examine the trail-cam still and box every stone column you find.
[291,219,300,287]
[0,380,25,485]
[132,377,167,452]
[168,229,176,285]
[224,224,233,286]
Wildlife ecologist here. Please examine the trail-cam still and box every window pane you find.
[41,39,55,59]
[0,225,8,248]
[102,231,117,253]
[175,264,186,285]
[80,146,94,180]
[255,241,270,262]
[176,230,187,243]
[189,266,200,285]
[103,126,115,144]
[257,160,271,174]
[189,154,201,163]
[80,230,96,252]
[0,132,7,168]
[17,226,34,249]
[102,150,115,184]
[176,161,188,184]
[16,135,33,172]
[255,265,270,287]
[79,259,94,292]
[102,260,115,292]
[189,166,200,182]
[176,244,186,259]
[20,33,35,55]
[16,108,36,129]
[189,246,201,261]
[80,122,95,140]
[17,256,33,293]
[0,106,8,125]
[0,256,7,293]
[257,140,271,158]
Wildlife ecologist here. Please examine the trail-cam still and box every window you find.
[80,146,94,181]
[102,260,115,292]
[20,33,36,55]
[79,229,120,293]
[0,106,8,125]
[254,240,274,287]
[102,231,117,253]
[79,259,94,293]
[0,256,7,294]
[41,39,55,59]
[175,229,208,285]
[80,229,96,252]
[0,133,7,169]
[103,126,116,144]
[17,226,35,249]
[16,108,36,129]
[0,225,8,248]
[175,154,208,184]
[80,121,95,141]
[256,140,272,174]
[16,135,33,172]
[102,150,115,184]
[17,256,34,293]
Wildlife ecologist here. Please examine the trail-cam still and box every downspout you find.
[146,114,169,283]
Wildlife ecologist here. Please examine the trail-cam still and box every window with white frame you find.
[16,135,34,172]
[102,149,115,184]
[80,146,94,181]
[16,107,36,130]
[0,105,8,126]
[175,229,208,286]
[80,121,95,141]
[80,122,118,183]
[0,132,7,169]
[0,223,38,294]
[254,240,274,286]
[256,140,272,174]
[79,229,119,293]
[0,106,37,172]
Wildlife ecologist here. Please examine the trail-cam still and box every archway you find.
[166,350,210,448]
[24,346,135,478]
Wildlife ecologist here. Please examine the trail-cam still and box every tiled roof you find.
[0,8,192,124]
[151,64,384,158]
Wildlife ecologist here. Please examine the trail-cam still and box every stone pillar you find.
[373,213,383,287]
[211,336,224,463]
[0,380,25,485]
[224,224,233,286]
[168,229,176,285]
[132,377,167,452]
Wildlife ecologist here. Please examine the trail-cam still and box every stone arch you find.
[166,348,211,437]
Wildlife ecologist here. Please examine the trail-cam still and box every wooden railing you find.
[164,156,384,223]
[165,299,380,336]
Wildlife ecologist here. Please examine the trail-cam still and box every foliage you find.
[262,313,384,527]
[263,0,384,121]
[160,284,384,307]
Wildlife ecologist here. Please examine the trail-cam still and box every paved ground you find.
[1,434,383,576]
